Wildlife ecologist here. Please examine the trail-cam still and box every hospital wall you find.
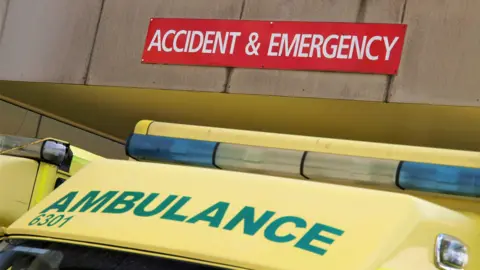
[0,100,126,159]
[0,0,479,106]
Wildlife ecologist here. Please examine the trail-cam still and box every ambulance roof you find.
[6,159,477,270]
[68,145,104,174]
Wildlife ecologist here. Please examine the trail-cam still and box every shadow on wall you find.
[0,99,126,159]
[2,81,480,152]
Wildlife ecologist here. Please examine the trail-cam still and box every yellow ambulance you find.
[1,120,479,270]
[0,135,102,229]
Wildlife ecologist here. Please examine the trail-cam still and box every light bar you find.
[126,134,217,167]
[0,135,73,171]
[126,134,480,198]
[398,162,480,198]
[303,152,400,188]
[215,143,304,178]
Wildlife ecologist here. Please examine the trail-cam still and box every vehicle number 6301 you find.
[28,213,74,228]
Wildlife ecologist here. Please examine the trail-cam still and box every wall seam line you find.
[223,0,246,93]
[384,0,408,103]
[84,0,106,85]
[401,0,408,22]
[383,76,394,103]
[35,115,43,138]
[0,0,10,44]
[355,0,367,22]
[13,110,28,135]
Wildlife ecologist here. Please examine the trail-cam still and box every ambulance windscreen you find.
[0,135,72,170]
[0,239,226,270]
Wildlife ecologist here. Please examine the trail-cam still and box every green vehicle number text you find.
[28,213,74,228]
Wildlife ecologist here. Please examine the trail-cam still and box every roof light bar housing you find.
[126,133,480,198]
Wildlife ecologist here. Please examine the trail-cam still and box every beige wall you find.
[0,100,125,159]
[0,0,101,83]
[0,1,479,104]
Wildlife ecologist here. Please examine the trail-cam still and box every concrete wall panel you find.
[228,0,395,101]
[0,100,40,137]
[87,0,243,92]
[389,0,480,106]
[228,70,388,101]
[38,117,126,159]
[242,0,360,22]
[0,0,102,83]
[363,0,406,23]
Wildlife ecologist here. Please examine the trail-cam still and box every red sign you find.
[142,18,407,75]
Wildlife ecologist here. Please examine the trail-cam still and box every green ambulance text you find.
[40,190,344,257]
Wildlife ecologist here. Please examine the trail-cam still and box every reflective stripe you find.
[29,162,58,209]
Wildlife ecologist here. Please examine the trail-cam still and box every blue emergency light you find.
[126,134,480,198]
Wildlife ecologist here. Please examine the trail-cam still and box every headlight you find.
[435,234,468,270]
